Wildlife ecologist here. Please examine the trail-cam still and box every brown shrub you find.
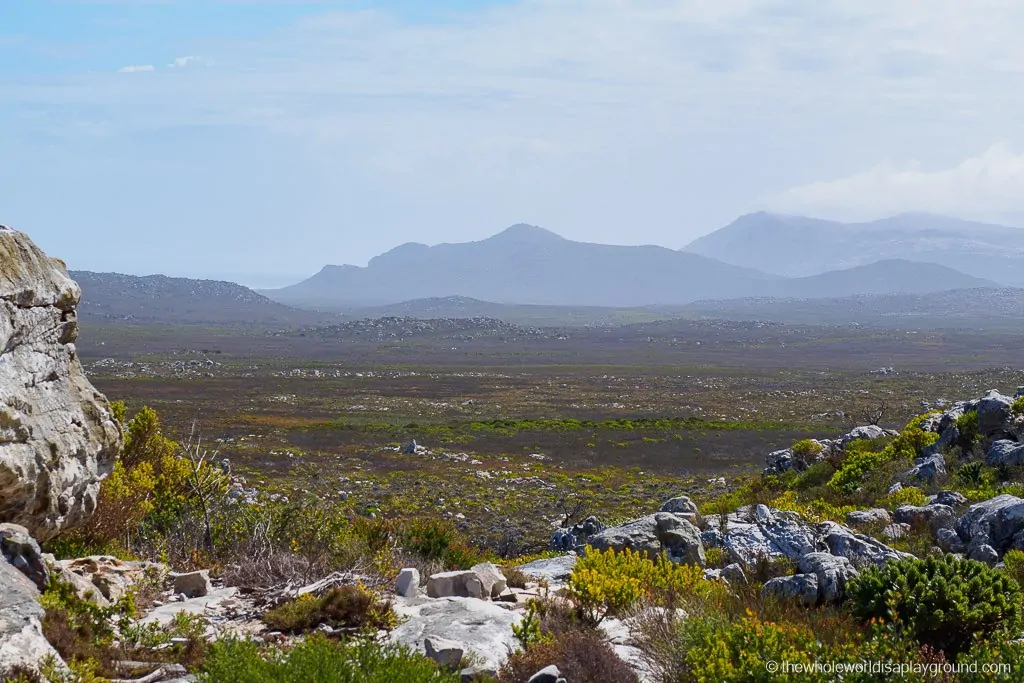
[262,585,397,633]
[497,630,639,683]
[502,565,530,589]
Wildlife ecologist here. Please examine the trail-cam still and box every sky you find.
[4,1,1024,287]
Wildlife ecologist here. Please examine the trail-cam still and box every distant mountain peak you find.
[486,223,565,242]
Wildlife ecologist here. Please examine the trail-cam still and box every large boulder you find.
[659,496,704,528]
[955,494,1024,554]
[390,596,521,673]
[893,504,955,533]
[986,440,1024,467]
[797,552,859,603]
[517,555,576,585]
[902,452,946,484]
[818,521,913,567]
[722,506,821,565]
[841,425,893,445]
[845,508,891,528]
[977,391,1014,437]
[588,513,705,566]
[0,228,122,540]
[761,573,819,607]
[427,570,484,599]
[0,560,63,678]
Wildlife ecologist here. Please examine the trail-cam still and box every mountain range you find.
[264,219,999,308]
[683,212,1024,286]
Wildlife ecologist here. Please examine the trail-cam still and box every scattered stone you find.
[172,570,212,598]
[427,571,485,599]
[931,491,968,508]
[424,635,465,670]
[955,494,1024,554]
[397,568,420,598]
[818,521,912,567]
[936,528,966,554]
[60,556,168,603]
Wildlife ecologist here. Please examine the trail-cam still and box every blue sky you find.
[4,1,1024,286]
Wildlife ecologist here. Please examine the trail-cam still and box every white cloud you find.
[168,56,201,68]
[771,144,1024,221]
[118,64,154,73]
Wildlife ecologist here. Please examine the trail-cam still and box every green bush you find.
[1012,396,1024,416]
[1002,549,1024,588]
[847,555,1023,656]
[828,417,939,494]
[262,585,397,633]
[568,547,722,625]
[197,635,460,683]
[956,410,980,451]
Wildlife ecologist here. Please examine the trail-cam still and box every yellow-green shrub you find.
[768,490,855,523]
[568,547,721,625]
[876,485,929,509]
[828,415,939,493]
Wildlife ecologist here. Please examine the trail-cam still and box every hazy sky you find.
[4,1,1024,287]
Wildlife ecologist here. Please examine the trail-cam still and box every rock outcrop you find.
[0,560,62,678]
[0,228,122,540]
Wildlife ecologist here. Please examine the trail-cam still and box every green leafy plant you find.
[568,546,721,625]
[847,555,1023,656]
[956,411,980,451]
[196,635,460,683]
[828,416,939,493]
[1012,396,1024,416]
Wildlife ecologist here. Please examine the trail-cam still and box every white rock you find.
[396,568,420,598]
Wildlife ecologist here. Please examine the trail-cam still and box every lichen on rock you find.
[0,228,122,540]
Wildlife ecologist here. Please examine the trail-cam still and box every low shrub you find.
[1012,396,1024,416]
[828,417,939,494]
[498,629,640,683]
[197,635,460,683]
[876,485,929,509]
[956,410,980,451]
[262,585,397,633]
[1002,549,1024,588]
[501,565,529,589]
[847,555,1023,656]
[568,547,721,625]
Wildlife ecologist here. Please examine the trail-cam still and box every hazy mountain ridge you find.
[266,222,995,308]
[683,212,1024,285]
[71,270,333,326]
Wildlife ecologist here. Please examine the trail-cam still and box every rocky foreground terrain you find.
[5,230,1024,682]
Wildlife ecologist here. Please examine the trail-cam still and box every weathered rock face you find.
[0,560,62,677]
[0,228,122,540]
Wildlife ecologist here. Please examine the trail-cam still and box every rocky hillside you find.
[71,270,332,327]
